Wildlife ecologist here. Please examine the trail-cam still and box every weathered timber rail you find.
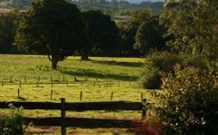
[0,101,142,111]
[0,99,146,135]
[23,117,133,128]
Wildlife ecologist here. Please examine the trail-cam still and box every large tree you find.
[82,10,120,58]
[0,11,20,54]
[134,16,166,55]
[161,0,218,64]
[16,0,86,69]
[118,9,152,56]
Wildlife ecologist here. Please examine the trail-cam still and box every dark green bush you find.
[140,64,161,89]
[140,52,183,89]
[154,65,218,135]
[140,52,210,89]
[0,105,24,135]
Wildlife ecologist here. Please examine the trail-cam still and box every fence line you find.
[0,99,146,135]
[0,80,127,87]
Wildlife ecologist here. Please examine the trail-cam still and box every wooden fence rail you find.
[0,99,145,135]
[0,101,142,111]
[23,117,132,128]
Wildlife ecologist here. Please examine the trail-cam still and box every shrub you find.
[154,65,218,135]
[140,52,183,89]
[0,105,24,135]
[140,52,210,89]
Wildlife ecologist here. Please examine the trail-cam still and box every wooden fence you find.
[0,98,146,135]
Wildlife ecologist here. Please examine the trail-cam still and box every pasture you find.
[0,54,153,135]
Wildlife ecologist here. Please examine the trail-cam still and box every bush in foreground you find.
[0,105,24,135]
[140,52,210,89]
[154,65,218,135]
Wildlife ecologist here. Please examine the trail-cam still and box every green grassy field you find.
[0,54,153,135]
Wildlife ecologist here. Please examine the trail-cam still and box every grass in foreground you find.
[0,54,152,135]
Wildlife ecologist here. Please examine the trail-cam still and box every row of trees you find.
[0,0,166,69]
[161,0,218,65]
[15,0,123,69]
[2,0,216,70]
[0,0,164,16]
[139,0,217,134]
[0,11,20,54]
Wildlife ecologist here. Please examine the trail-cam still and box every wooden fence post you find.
[1,81,3,87]
[50,89,53,100]
[106,81,109,87]
[10,76,13,83]
[17,89,20,98]
[50,76,53,82]
[24,76,26,83]
[62,75,65,82]
[111,92,114,101]
[36,81,39,87]
[80,91,83,101]
[61,98,66,135]
[51,82,53,88]
[93,81,96,88]
[141,98,147,120]
[141,93,143,101]
[37,76,40,82]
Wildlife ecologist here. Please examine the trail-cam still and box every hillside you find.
[0,0,164,14]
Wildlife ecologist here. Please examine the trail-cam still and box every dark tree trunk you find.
[80,50,89,61]
[48,55,58,70]
[81,55,89,61]
[52,58,58,70]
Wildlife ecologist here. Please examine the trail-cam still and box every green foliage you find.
[0,10,20,54]
[118,9,152,57]
[0,104,24,135]
[134,16,166,55]
[140,65,161,89]
[140,52,210,89]
[154,65,218,135]
[82,10,120,58]
[130,8,151,27]
[140,52,183,89]
[161,0,218,63]
[15,0,86,69]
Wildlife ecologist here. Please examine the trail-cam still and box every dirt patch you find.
[26,126,60,135]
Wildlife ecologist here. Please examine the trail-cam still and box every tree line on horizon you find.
[0,0,166,70]
[0,0,217,70]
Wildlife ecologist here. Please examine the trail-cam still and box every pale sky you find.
[126,0,164,3]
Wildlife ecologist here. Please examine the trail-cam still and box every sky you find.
[125,0,165,3]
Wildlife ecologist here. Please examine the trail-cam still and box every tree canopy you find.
[15,0,86,69]
[134,16,166,54]
[0,11,20,54]
[161,0,218,64]
[82,10,120,57]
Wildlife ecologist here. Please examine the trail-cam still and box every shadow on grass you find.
[59,68,139,81]
[91,60,144,68]
[18,97,26,101]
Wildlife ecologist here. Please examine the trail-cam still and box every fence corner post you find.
[61,98,66,135]
[141,98,147,120]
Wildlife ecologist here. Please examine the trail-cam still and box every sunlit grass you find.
[0,54,150,135]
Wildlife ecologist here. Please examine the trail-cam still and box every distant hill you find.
[0,2,17,9]
[0,0,164,15]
